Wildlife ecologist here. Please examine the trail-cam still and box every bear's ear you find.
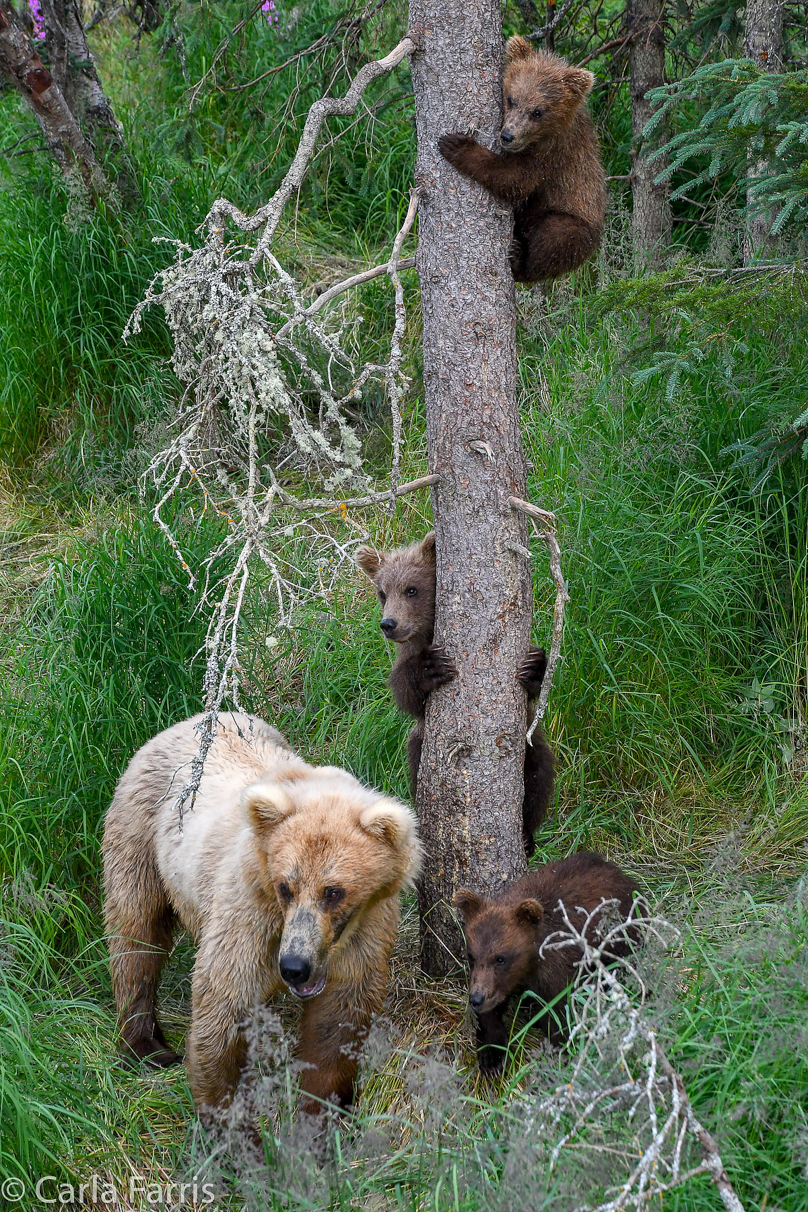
[360,799,421,865]
[244,782,297,833]
[419,531,436,564]
[453,888,484,922]
[515,898,544,926]
[563,67,595,102]
[505,34,534,64]
[355,545,383,579]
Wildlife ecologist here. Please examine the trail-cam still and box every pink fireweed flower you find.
[28,0,46,38]
[261,0,279,25]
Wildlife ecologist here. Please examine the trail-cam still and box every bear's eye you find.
[323,886,345,905]
[532,107,544,120]
[495,955,507,966]
[405,586,418,597]
[506,95,515,107]
[466,951,475,966]
[278,881,293,903]
[378,591,387,604]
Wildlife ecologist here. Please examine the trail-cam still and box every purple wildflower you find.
[28,0,46,38]
[261,0,279,26]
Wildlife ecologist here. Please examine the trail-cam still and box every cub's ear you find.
[360,798,421,869]
[563,67,595,101]
[506,34,534,63]
[244,782,297,833]
[516,898,544,925]
[453,888,484,922]
[355,545,383,579]
[420,531,436,564]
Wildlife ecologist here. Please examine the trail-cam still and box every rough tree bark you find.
[743,0,784,264]
[40,0,137,200]
[0,0,105,196]
[628,0,671,267]
[409,3,532,976]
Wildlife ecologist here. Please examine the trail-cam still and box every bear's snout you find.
[279,953,312,985]
[500,130,515,146]
[469,991,485,1009]
[380,616,398,637]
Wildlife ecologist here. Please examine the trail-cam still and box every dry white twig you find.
[510,495,569,742]
[524,901,747,1212]
[124,36,419,825]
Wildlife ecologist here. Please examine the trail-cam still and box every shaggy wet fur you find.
[102,712,421,1116]
[356,532,556,856]
[438,36,607,282]
[454,852,639,1073]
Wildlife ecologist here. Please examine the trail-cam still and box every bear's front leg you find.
[474,1007,510,1076]
[186,1000,249,1112]
[296,924,392,1116]
[438,134,527,205]
[390,646,456,717]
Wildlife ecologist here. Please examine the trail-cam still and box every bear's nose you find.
[469,991,485,1009]
[500,130,514,145]
[380,617,398,636]
[279,954,312,986]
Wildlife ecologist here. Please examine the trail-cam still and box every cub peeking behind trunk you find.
[355,531,556,856]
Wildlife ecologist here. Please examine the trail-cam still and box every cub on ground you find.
[439,36,607,283]
[102,712,420,1115]
[355,532,556,856]
[454,852,639,1073]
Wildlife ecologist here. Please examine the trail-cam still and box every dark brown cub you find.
[438,36,607,283]
[355,532,556,856]
[454,852,640,1074]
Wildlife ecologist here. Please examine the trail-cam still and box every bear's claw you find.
[518,647,548,699]
[478,1046,505,1076]
[438,132,476,164]
[421,644,458,692]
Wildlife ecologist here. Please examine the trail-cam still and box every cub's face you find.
[454,889,544,1014]
[355,532,436,645]
[244,776,421,998]
[501,37,595,153]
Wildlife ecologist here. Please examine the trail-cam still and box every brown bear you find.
[355,532,556,856]
[454,852,639,1074]
[438,36,607,283]
[102,711,421,1116]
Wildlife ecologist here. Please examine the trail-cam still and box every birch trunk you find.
[0,0,105,196]
[408,2,531,977]
[40,0,137,201]
[743,0,784,264]
[628,0,671,267]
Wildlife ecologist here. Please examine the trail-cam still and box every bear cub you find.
[454,852,639,1074]
[439,36,607,283]
[355,532,556,856]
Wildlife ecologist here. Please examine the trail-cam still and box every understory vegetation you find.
[1,0,807,1207]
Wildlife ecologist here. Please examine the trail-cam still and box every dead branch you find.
[510,496,569,741]
[527,901,747,1212]
[127,34,420,823]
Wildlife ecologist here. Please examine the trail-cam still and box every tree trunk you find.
[628,0,671,267]
[409,2,532,977]
[0,0,105,197]
[40,0,138,201]
[743,0,783,264]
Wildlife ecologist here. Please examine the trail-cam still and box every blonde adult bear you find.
[102,712,421,1115]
